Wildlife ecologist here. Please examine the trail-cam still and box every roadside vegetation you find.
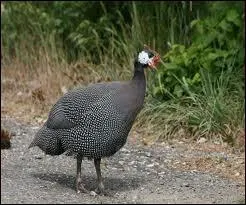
[1,1,244,150]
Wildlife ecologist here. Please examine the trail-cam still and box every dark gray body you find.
[29,73,146,159]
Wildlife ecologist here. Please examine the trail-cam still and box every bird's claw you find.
[95,187,113,197]
[76,182,89,194]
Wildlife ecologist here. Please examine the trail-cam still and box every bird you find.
[28,45,160,195]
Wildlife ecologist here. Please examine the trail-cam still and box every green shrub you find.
[150,3,244,100]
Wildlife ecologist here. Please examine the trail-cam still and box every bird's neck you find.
[132,62,146,81]
[132,62,146,91]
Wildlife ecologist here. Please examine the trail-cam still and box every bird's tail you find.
[28,124,65,156]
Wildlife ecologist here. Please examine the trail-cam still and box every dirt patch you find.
[164,140,245,184]
[171,155,245,184]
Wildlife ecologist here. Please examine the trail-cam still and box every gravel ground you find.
[1,116,245,204]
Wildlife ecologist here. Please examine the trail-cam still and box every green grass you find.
[136,65,244,145]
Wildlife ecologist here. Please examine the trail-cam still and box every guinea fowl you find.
[28,46,160,194]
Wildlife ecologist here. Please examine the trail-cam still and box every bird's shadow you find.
[31,172,144,193]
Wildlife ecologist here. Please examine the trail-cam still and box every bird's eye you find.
[149,53,154,58]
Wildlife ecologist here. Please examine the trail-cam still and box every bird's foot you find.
[94,183,113,196]
[76,182,89,194]
[95,182,104,194]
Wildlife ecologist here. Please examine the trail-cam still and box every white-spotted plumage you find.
[29,81,143,159]
[28,48,160,194]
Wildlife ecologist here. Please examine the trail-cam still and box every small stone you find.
[34,155,42,160]
[128,161,135,166]
[146,163,155,168]
[17,91,23,96]
[235,172,240,176]
[145,152,151,157]
[121,148,129,152]
[119,161,124,166]
[197,137,207,143]
[239,160,244,164]
[90,191,97,197]
[173,161,180,165]
[182,183,190,187]
[154,162,159,166]
[111,167,117,170]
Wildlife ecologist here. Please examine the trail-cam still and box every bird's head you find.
[136,45,160,70]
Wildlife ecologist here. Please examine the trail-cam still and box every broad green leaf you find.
[226,9,239,23]
[219,19,233,32]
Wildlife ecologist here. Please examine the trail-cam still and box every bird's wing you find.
[46,81,128,130]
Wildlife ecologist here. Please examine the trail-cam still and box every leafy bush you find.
[150,3,244,100]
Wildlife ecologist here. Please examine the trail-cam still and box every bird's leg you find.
[94,158,105,194]
[76,155,89,193]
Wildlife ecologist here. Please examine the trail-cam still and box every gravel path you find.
[1,116,245,204]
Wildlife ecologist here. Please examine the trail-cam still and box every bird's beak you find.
[148,54,160,70]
